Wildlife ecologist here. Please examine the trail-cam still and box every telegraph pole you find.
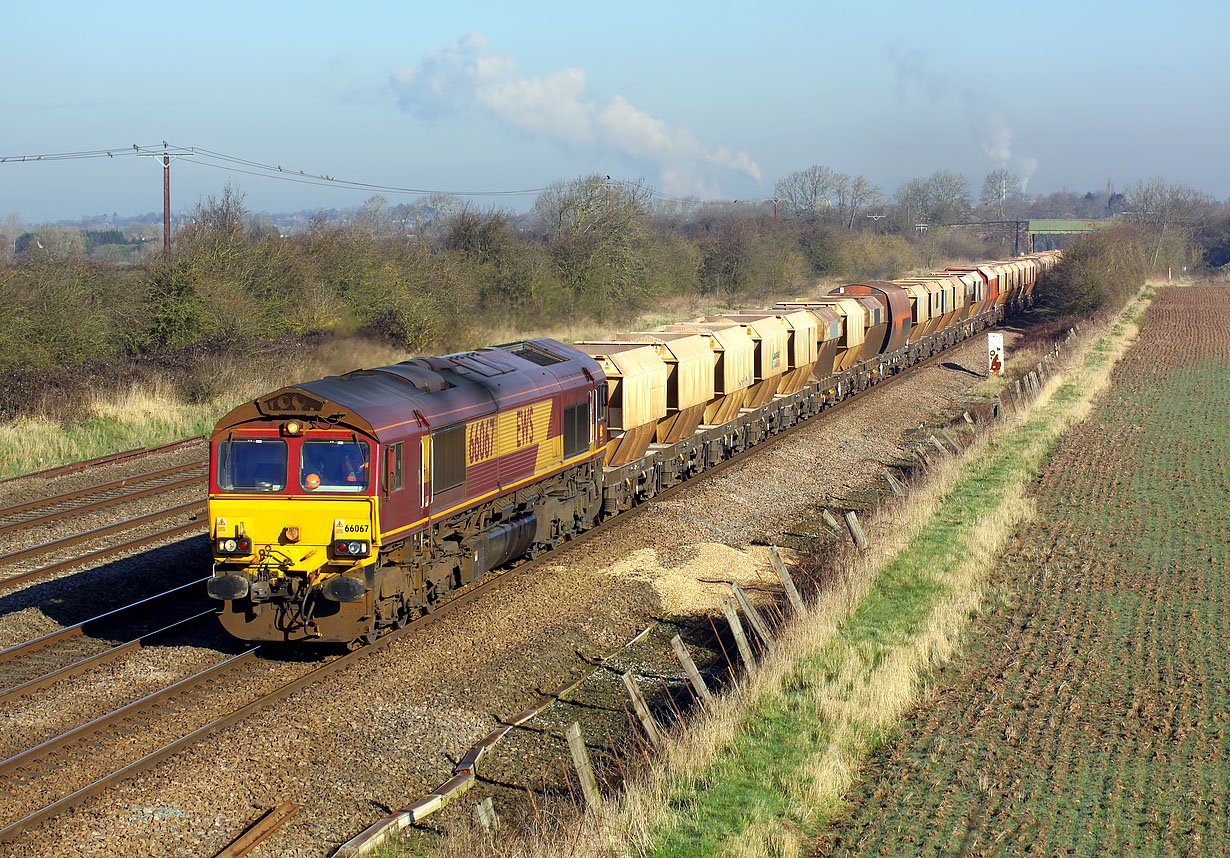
[162,154,171,263]
[137,143,192,263]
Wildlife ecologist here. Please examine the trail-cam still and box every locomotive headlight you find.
[334,539,371,558]
[216,536,253,556]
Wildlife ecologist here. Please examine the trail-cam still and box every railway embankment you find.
[627,286,1152,857]
[404,284,1156,858]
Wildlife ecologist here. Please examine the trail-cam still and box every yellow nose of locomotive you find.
[209,499,375,570]
[206,496,377,634]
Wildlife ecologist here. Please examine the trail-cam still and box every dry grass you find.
[387,286,1152,858]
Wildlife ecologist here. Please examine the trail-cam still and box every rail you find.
[0,436,205,485]
[0,463,205,535]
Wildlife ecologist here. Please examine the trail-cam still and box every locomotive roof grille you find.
[498,341,569,366]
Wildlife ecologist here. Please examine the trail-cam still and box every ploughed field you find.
[818,284,1230,856]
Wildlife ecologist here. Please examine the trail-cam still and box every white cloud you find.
[391,34,761,196]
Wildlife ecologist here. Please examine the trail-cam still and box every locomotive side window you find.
[433,425,465,494]
[563,402,590,458]
[596,383,608,421]
[387,442,404,493]
[217,439,287,492]
[300,440,370,493]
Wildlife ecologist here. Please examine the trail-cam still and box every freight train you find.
[205,252,1061,644]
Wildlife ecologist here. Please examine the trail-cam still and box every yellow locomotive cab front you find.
[206,429,382,642]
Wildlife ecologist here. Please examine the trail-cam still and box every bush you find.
[1035,226,1147,318]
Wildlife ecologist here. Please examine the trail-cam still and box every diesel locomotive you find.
[206,252,1060,645]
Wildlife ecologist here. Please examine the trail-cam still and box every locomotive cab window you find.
[563,402,590,458]
[386,442,404,493]
[433,425,466,495]
[300,439,370,493]
[596,383,608,421]
[217,438,287,492]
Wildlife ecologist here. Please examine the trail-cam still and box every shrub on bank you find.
[1035,225,1148,318]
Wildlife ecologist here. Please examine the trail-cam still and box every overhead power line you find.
[0,142,733,210]
[1,142,550,199]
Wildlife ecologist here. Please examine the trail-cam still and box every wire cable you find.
[1,142,730,206]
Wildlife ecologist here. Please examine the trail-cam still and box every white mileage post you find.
[987,332,1005,376]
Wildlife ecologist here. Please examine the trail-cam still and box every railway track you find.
[0,332,999,845]
[0,579,214,704]
[0,456,210,593]
[0,545,549,843]
[0,436,205,486]
[0,461,205,534]
[0,500,208,591]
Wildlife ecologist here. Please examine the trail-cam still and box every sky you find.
[2,0,1227,223]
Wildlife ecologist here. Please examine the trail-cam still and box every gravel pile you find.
[0,332,1019,857]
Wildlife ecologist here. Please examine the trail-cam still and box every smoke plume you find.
[391,34,761,196]
[890,46,1039,186]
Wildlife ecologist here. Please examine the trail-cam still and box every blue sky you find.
[2,0,1226,222]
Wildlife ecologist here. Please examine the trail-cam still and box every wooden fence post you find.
[941,428,962,452]
[566,722,601,809]
[769,546,805,614]
[720,594,757,672]
[621,671,662,748]
[883,467,905,497]
[670,635,715,711]
[820,509,843,534]
[844,510,869,550]
[731,583,775,651]
[474,797,498,833]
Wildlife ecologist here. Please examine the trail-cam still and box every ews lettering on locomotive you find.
[465,401,550,467]
[515,407,535,447]
[257,390,326,416]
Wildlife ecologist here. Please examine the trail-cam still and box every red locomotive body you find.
[207,338,607,643]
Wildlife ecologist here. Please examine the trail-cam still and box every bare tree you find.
[356,195,396,237]
[894,178,931,230]
[835,175,883,229]
[924,170,972,225]
[1124,178,1215,265]
[980,168,1020,220]
[531,175,649,238]
[774,165,837,223]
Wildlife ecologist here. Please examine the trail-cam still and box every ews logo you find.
[515,407,535,447]
[466,403,543,467]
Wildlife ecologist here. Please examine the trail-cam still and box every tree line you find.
[0,169,1226,417]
